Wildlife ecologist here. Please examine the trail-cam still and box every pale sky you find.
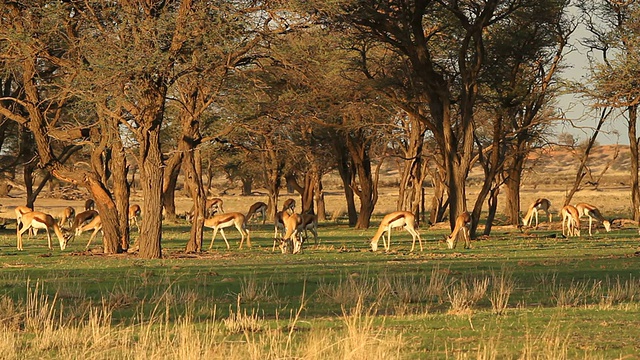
[557,6,632,146]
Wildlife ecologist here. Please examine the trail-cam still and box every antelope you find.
[205,212,250,250]
[187,197,224,220]
[561,205,581,237]
[273,198,296,251]
[58,206,76,229]
[280,211,304,254]
[370,211,422,252]
[246,201,267,224]
[70,210,99,238]
[522,198,552,228]
[445,212,472,250]
[76,215,103,250]
[574,203,611,236]
[300,213,319,245]
[17,211,70,251]
[84,199,95,211]
[129,204,141,231]
[15,205,36,236]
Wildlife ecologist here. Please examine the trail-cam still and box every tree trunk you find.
[86,174,122,254]
[398,114,426,223]
[241,177,253,196]
[346,132,378,229]
[111,138,130,251]
[162,152,184,223]
[629,105,640,222]
[333,136,357,226]
[503,159,524,225]
[483,185,500,236]
[138,121,164,259]
[261,139,283,221]
[185,149,205,253]
[315,178,326,221]
[470,116,504,238]
[428,168,448,224]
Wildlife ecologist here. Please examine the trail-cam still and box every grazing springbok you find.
[246,201,267,224]
[522,198,552,228]
[280,211,304,254]
[205,212,250,250]
[273,198,297,251]
[70,210,99,238]
[84,199,95,211]
[370,211,422,252]
[575,203,611,236]
[300,213,319,245]
[561,205,581,237]
[445,212,472,249]
[129,204,141,231]
[58,206,76,229]
[76,215,103,250]
[17,211,70,251]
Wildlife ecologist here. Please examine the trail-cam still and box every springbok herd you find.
[0,197,619,254]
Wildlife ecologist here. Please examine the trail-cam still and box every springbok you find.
[445,212,472,249]
[575,203,611,236]
[246,201,267,224]
[76,215,103,250]
[129,204,141,231]
[370,211,422,252]
[17,211,70,251]
[561,205,581,237]
[205,212,250,250]
[522,198,552,228]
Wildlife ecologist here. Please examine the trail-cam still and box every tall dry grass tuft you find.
[519,321,571,360]
[447,276,488,315]
[24,279,58,333]
[599,275,640,309]
[236,273,278,302]
[315,273,377,305]
[223,295,264,334]
[426,265,451,304]
[489,268,515,315]
[339,297,403,360]
[552,280,589,308]
[0,279,406,359]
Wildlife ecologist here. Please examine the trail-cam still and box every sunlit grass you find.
[0,220,639,358]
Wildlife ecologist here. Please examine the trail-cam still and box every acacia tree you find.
[0,2,127,253]
[578,0,640,221]
[330,0,520,229]
[463,0,573,233]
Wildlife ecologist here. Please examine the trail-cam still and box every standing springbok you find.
[58,206,76,229]
[561,205,581,237]
[70,210,99,238]
[370,211,422,252]
[205,212,250,250]
[14,205,36,236]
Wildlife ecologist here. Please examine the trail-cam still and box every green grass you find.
[0,219,639,359]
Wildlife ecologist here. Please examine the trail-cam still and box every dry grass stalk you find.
[489,269,515,315]
[426,265,451,304]
[223,295,264,334]
[552,280,589,308]
[447,277,488,315]
[237,273,277,302]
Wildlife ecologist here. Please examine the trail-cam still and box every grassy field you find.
[0,145,638,358]
[0,211,639,359]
